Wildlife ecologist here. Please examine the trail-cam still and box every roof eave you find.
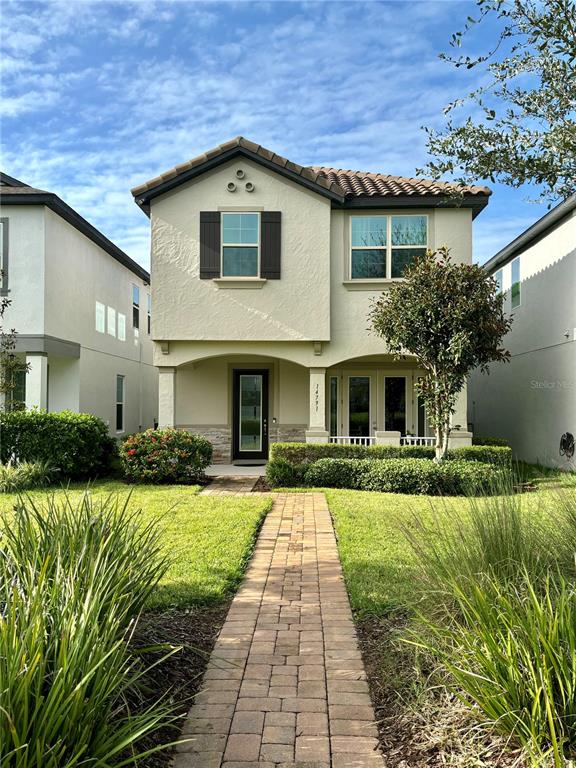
[0,192,150,283]
[339,192,490,218]
[131,146,346,215]
[483,194,576,272]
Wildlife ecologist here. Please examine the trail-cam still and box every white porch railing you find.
[329,436,376,446]
[400,436,436,446]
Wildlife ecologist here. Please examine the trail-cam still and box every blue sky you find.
[1,0,550,269]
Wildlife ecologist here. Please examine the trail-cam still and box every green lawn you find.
[0,481,272,610]
[326,469,573,615]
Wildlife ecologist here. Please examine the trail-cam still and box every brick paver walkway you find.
[200,477,259,495]
[174,492,384,768]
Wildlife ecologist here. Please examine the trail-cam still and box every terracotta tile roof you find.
[131,136,344,198]
[131,136,491,205]
[311,167,491,198]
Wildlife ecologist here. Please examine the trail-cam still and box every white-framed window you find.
[116,374,125,432]
[107,306,116,337]
[350,214,428,279]
[147,294,151,335]
[221,212,259,277]
[117,312,126,341]
[494,269,503,294]
[132,285,140,329]
[95,301,106,333]
[511,257,521,308]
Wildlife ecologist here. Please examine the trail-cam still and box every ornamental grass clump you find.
[0,459,53,492]
[0,492,177,768]
[406,482,576,766]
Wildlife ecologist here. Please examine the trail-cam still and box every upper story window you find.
[350,215,427,279]
[221,212,259,277]
[494,269,503,294]
[132,284,140,336]
[511,257,521,308]
[0,217,8,295]
[95,301,106,333]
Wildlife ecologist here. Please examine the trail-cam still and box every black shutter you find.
[200,212,221,279]
[260,211,281,279]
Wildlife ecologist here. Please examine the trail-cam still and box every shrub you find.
[0,410,116,479]
[121,428,212,484]
[301,457,500,495]
[472,436,510,447]
[265,458,305,488]
[0,492,176,767]
[303,458,372,490]
[269,441,511,467]
[0,459,54,492]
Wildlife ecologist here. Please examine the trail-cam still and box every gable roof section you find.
[0,173,149,283]
[131,136,491,218]
[483,194,576,273]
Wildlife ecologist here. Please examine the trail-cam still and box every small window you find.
[95,301,106,333]
[107,306,116,337]
[494,269,503,294]
[132,285,140,329]
[350,215,427,279]
[117,313,126,341]
[222,212,259,277]
[0,218,8,294]
[147,294,151,335]
[116,374,125,432]
[511,258,521,308]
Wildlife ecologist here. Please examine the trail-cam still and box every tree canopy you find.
[420,0,576,202]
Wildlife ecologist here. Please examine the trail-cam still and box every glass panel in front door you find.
[239,375,262,452]
[385,377,406,433]
[349,376,370,437]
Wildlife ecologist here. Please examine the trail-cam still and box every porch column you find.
[158,367,176,428]
[449,383,473,447]
[25,353,48,410]
[305,367,329,444]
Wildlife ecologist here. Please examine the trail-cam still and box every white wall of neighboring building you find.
[469,207,576,468]
[0,203,158,436]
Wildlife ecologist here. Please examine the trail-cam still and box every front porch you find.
[158,354,471,463]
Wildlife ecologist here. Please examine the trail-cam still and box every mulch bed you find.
[356,614,525,767]
[127,603,230,767]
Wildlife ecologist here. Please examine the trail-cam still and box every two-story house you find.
[132,137,490,463]
[469,195,576,468]
[0,172,158,435]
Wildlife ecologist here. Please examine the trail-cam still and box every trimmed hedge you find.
[472,436,510,447]
[0,410,115,479]
[269,441,512,466]
[301,457,501,495]
[121,428,212,484]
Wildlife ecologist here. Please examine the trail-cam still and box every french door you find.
[232,370,269,461]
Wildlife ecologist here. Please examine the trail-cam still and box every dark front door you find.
[232,369,269,461]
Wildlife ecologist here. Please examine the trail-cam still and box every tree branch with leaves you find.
[0,290,29,412]
[420,0,576,202]
[369,248,512,461]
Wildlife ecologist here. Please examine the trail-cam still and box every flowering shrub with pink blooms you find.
[120,428,212,484]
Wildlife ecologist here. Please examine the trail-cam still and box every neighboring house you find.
[0,172,158,435]
[469,195,576,469]
[132,137,490,463]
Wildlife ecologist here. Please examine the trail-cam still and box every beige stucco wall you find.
[0,205,45,333]
[469,210,576,467]
[150,158,332,343]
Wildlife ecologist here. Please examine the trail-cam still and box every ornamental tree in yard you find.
[369,248,511,461]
